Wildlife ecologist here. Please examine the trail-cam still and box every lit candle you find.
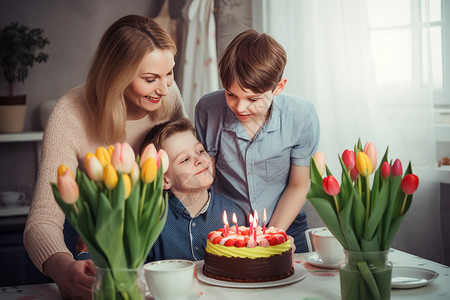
[248,214,253,237]
[232,213,239,234]
[263,208,267,234]
[253,216,258,241]
[223,211,229,237]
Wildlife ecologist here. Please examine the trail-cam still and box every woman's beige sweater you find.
[23,83,185,273]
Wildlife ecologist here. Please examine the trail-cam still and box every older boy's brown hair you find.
[218,29,287,93]
[140,118,195,154]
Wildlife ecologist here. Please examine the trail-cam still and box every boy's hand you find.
[288,235,296,266]
[75,237,87,255]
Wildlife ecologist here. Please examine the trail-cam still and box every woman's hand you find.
[44,253,95,300]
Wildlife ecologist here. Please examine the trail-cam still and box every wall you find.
[0,0,166,193]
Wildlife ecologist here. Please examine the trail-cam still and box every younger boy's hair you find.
[218,29,287,93]
[140,117,195,154]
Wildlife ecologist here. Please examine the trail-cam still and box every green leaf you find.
[308,196,347,249]
[363,181,390,241]
[339,195,361,251]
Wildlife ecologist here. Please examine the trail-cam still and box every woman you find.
[23,15,185,300]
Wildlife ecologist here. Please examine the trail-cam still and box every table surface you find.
[0,249,449,300]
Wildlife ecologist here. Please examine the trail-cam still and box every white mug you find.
[144,259,195,300]
[306,227,344,265]
[0,191,25,207]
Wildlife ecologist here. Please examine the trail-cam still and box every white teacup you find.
[144,259,195,300]
[307,227,344,265]
[0,191,25,207]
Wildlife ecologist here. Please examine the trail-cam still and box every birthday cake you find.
[203,226,294,283]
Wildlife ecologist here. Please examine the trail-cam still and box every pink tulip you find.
[401,174,419,195]
[140,143,157,167]
[111,142,135,173]
[381,161,390,180]
[57,169,79,205]
[342,150,356,171]
[350,166,359,181]
[130,161,140,186]
[322,175,340,196]
[364,141,377,171]
[313,151,326,176]
[157,149,170,173]
[392,159,403,177]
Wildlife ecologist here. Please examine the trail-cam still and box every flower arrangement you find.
[307,139,419,300]
[52,142,169,300]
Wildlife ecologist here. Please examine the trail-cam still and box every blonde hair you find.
[86,15,177,144]
[218,30,286,93]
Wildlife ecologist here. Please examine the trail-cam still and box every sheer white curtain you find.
[181,0,219,121]
[253,0,443,263]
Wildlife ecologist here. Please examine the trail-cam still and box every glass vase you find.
[92,266,146,300]
[339,250,392,300]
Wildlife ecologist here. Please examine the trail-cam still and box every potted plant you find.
[0,22,49,133]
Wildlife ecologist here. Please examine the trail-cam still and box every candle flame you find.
[223,211,228,225]
[263,208,267,222]
[232,212,237,224]
[249,214,253,223]
[254,211,259,225]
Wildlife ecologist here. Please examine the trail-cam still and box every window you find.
[367,0,449,106]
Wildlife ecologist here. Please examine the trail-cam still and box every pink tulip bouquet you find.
[52,142,169,300]
[307,139,419,300]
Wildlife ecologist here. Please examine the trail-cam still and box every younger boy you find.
[195,30,320,252]
[142,118,246,261]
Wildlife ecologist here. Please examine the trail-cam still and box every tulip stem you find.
[138,183,147,218]
[364,176,371,227]
[400,194,407,215]
[333,195,340,214]
[357,176,362,197]
[72,203,79,215]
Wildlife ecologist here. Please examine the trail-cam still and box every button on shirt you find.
[195,90,320,221]
[147,189,246,262]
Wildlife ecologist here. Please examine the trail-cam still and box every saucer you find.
[146,291,202,300]
[305,252,340,269]
[391,266,439,289]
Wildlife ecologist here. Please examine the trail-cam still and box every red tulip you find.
[381,161,390,180]
[401,174,419,195]
[350,166,359,181]
[342,150,356,171]
[322,176,340,196]
[391,159,403,177]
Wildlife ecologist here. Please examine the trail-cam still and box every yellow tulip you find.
[108,145,115,158]
[96,146,111,167]
[57,164,74,179]
[356,152,373,177]
[103,164,118,190]
[57,169,79,205]
[140,143,157,167]
[141,157,157,183]
[122,173,131,199]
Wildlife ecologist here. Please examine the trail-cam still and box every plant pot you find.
[0,95,27,133]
